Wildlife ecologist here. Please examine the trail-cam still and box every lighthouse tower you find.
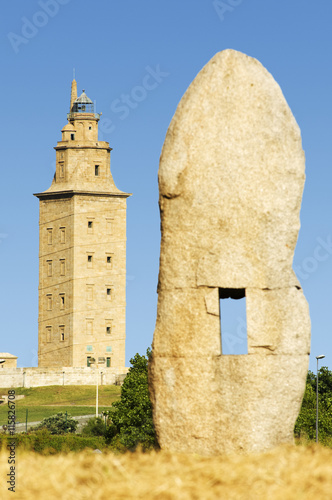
[34,80,130,369]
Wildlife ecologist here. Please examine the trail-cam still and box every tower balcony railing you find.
[67,112,101,120]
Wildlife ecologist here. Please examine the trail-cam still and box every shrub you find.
[34,412,78,434]
[0,431,106,454]
[81,417,105,437]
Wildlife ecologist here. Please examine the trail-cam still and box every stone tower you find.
[35,80,131,369]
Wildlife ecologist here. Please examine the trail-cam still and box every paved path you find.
[11,414,97,433]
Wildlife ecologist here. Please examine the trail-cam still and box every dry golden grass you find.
[1,444,332,499]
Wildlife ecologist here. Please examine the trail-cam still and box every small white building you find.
[0,353,18,369]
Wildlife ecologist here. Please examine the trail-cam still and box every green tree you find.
[317,367,332,405]
[81,417,105,437]
[110,348,157,450]
[294,378,316,439]
[295,368,332,442]
[35,412,78,435]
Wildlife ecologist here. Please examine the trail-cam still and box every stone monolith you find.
[149,49,310,455]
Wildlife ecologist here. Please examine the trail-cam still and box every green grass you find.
[0,385,121,426]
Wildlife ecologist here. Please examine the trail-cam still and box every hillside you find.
[0,385,121,426]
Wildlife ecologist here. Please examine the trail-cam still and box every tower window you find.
[59,325,65,342]
[87,255,93,268]
[71,133,75,140]
[106,346,112,353]
[60,227,66,244]
[87,345,93,352]
[106,218,113,235]
[46,326,52,343]
[60,259,66,276]
[95,165,99,176]
[87,285,93,301]
[89,126,92,130]
[106,319,112,335]
[60,294,65,310]
[47,260,53,277]
[106,288,112,298]
[106,255,112,266]
[86,319,93,335]
[87,356,92,367]
[87,219,94,234]
[47,228,53,245]
[46,294,52,311]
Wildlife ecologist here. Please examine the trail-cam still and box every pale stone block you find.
[153,288,221,356]
[150,49,310,455]
[149,353,309,455]
[246,287,311,355]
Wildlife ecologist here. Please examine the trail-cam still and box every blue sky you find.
[0,0,331,374]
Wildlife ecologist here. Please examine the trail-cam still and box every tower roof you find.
[61,123,76,132]
[68,82,100,119]
[74,90,93,105]
[70,89,95,114]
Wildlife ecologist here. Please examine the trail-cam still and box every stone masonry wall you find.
[0,367,128,388]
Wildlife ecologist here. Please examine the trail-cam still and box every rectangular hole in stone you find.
[219,288,247,355]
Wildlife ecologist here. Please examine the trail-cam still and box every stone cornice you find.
[33,190,132,200]
[54,145,112,151]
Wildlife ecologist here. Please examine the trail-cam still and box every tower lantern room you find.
[69,90,98,117]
